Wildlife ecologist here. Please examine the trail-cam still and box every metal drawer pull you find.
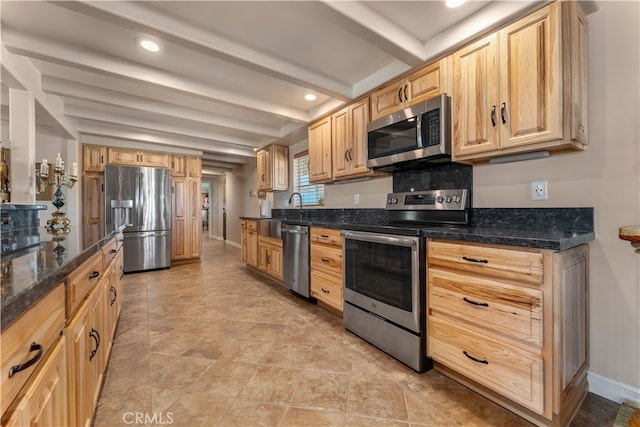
[321,257,330,263]
[463,297,489,307]
[89,271,100,279]
[111,249,117,254]
[110,286,117,305]
[321,288,331,294]
[89,328,101,361]
[462,256,488,264]
[501,102,507,124]
[463,351,488,365]
[491,105,496,127]
[320,234,330,238]
[8,342,43,378]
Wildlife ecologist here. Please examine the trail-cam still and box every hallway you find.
[93,238,618,426]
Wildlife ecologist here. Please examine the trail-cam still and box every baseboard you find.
[225,240,241,248]
[589,371,640,407]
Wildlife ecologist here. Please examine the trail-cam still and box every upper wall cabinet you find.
[452,2,588,162]
[107,147,170,168]
[83,145,106,173]
[257,145,288,191]
[332,98,373,180]
[171,155,201,178]
[370,58,451,122]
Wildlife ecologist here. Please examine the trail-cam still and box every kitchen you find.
[0,1,638,426]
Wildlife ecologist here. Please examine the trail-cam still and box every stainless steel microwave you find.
[366,93,451,170]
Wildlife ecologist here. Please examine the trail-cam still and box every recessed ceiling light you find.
[138,38,161,53]
[446,0,467,8]
[304,93,317,101]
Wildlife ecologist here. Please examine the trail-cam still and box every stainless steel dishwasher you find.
[281,223,310,298]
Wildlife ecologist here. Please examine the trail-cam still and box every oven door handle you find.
[341,230,418,247]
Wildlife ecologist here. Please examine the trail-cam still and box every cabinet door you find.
[370,82,405,121]
[83,145,106,173]
[406,60,445,106]
[139,151,170,168]
[107,148,139,166]
[499,3,562,148]
[87,284,105,413]
[268,243,283,281]
[187,156,202,178]
[188,177,202,258]
[246,230,258,267]
[308,117,332,183]
[256,149,270,190]
[257,240,269,272]
[270,146,289,191]
[65,301,92,427]
[348,99,371,176]
[82,173,104,250]
[241,221,247,262]
[171,177,188,260]
[331,107,349,179]
[171,155,187,177]
[453,32,501,157]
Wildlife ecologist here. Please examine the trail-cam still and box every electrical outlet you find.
[353,194,360,205]
[531,181,548,200]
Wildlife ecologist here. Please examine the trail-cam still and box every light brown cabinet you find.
[370,58,450,121]
[107,147,170,168]
[245,220,258,267]
[452,2,588,162]
[170,154,187,177]
[171,157,202,262]
[308,116,333,184]
[82,145,106,173]
[257,236,283,281]
[310,227,343,313]
[332,98,373,180]
[82,173,104,250]
[257,145,288,191]
[427,240,588,425]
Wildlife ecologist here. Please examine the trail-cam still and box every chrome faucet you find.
[288,192,303,218]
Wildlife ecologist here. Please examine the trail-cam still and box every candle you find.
[71,162,78,177]
[40,159,48,176]
[55,153,63,169]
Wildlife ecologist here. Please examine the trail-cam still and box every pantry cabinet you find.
[257,145,289,191]
[308,116,333,183]
[370,58,451,121]
[452,2,588,162]
[82,145,106,173]
[427,239,588,425]
[82,173,104,249]
[171,157,202,262]
[310,227,343,314]
[107,147,170,168]
[332,98,373,180]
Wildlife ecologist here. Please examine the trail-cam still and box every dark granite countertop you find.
[1,227,124,330]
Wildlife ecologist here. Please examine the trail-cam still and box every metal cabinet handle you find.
[110,286,117,306]
[463,297,489,307]
[89,328,101,361]
[8,342,43,378]
[501,102,506,124]
[320,234,330,238]
[344,150,349,162]
[321,288,331,294]
[89,271,100,279]
[462,256,488,264]
[321,257,330,263]
[491,105,496,127]
[398,87,403,103]
[404,84,408,101]
[463,350,488,365]
[111,249,117,254]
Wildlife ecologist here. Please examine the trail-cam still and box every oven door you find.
[342,230,422,333]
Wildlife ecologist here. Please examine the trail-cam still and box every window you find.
[293,151,324,207]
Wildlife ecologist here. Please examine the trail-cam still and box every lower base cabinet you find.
[257,236,283,281]
[427,240,589,426]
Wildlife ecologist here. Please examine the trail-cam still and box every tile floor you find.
[94,237,619,427]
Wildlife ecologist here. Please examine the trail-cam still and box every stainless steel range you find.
[341,189,470,372]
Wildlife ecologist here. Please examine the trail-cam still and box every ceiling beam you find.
[315,1,426,67]
[3,29,310,123]
[42,76,284,138]
[54,0,354,100]
[202,153,250,165]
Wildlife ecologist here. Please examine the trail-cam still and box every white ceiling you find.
[0,0,540,172]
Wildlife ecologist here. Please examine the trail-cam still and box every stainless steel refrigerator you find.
[104,165,171,273]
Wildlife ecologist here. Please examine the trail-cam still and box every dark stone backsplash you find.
[471,207,594,233]
[392,162,473,193]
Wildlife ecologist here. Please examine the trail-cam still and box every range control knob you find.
[452,196,461,203]
[445,196,453,203]
[388,197,398,205]
[436,196,444,203]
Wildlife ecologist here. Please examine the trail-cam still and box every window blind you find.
[293,151,324,207]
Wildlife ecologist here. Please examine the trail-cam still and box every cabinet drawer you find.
[429,268,542,347]
[310,244,342,276]
[310,228,342,247]
[246,221,258,232]
[66,251,103,317]
[1,285,65,416]
[101,237,118,267]
[429,317,543,414]
[428,241,543,285]
[311,270,343,312]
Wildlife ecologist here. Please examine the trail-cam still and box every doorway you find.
[202,175,225,240]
